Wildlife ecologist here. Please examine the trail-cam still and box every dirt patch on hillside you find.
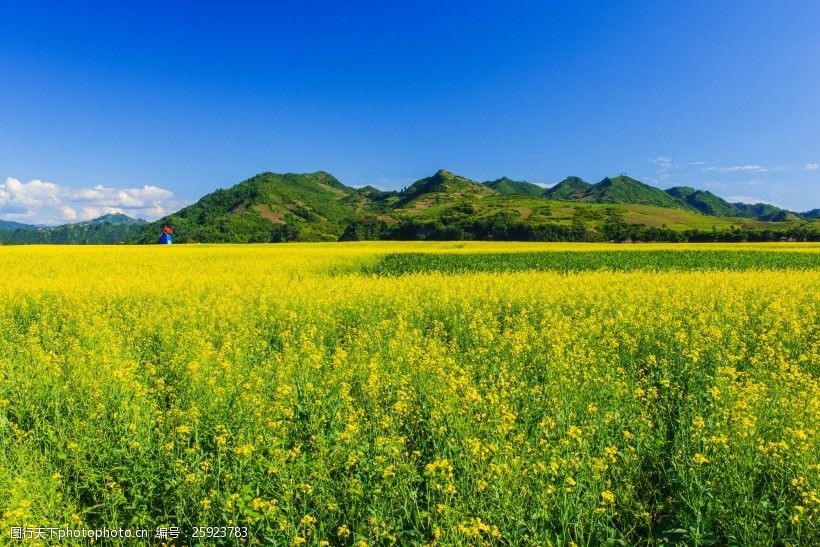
[410,198,436,211]
[254,204,285,224]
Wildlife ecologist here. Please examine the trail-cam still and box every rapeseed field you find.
[1,243,818,545]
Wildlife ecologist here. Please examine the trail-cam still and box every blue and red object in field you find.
[159,225,173,244]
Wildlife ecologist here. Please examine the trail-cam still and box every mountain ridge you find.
[482,177,547,198]
[134,170,818,243]
[133,172,362,243]
[3,172,817,243]
[544,177,591,200]
[0,213,145,243]
[583,176,686,208]
[0,220,37,232]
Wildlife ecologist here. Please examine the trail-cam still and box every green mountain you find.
[664,187,798,221]
[544,175,684,209]
[482,177,546,198]
[398,169,494,206]
[4,170,815,244]
[338,171,817,242]
[114,169,817,243]
[134,171,363,243]
[86,213,146,226]
[354,185,396,199]
[579,176,686,208]
[543,176,591,200]
[0,220,36,231]
[665,186,739,217]
[732,202,794,221]
[0,214,144,244]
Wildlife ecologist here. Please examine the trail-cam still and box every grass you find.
[365,249,820,275]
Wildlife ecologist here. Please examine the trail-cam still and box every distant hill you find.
[338,170,817,242]
[575,176,686,208]
[0,220,36,231]
[543,175,685,209]
[354,185,396,199]
[731,202,795,221]
[0,214,144,244]
[543,176,592,200]
[482,177,546,198]
[397,169,494,206]
[665,187,739,217]
[83,213,147,226]
[128,169,818,243]
[133,171,363,243]
[663,186,797,221]
[537,179,798,222]
[4,170,816,244]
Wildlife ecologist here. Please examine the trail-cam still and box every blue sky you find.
[1,0,818,223]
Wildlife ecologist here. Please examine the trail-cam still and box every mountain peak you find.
[135,171,359,243]
[482,176,546,198]
[434,168,455,177]
[665,186,738,216]
[86,213,147,226]
[666,185,697,196]
[399,170,493,206]
[580,176,684,208]
[601,174,641,186]
[4,169,815,244]
[543,176,591,200]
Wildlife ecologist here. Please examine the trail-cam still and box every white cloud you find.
[703,164,769,173]
[648,156,708,170]
[0,177,185,225]
[806,163,819,170]
[59,206,78,222]
[647,157,710,183]
[650,156,673,168]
